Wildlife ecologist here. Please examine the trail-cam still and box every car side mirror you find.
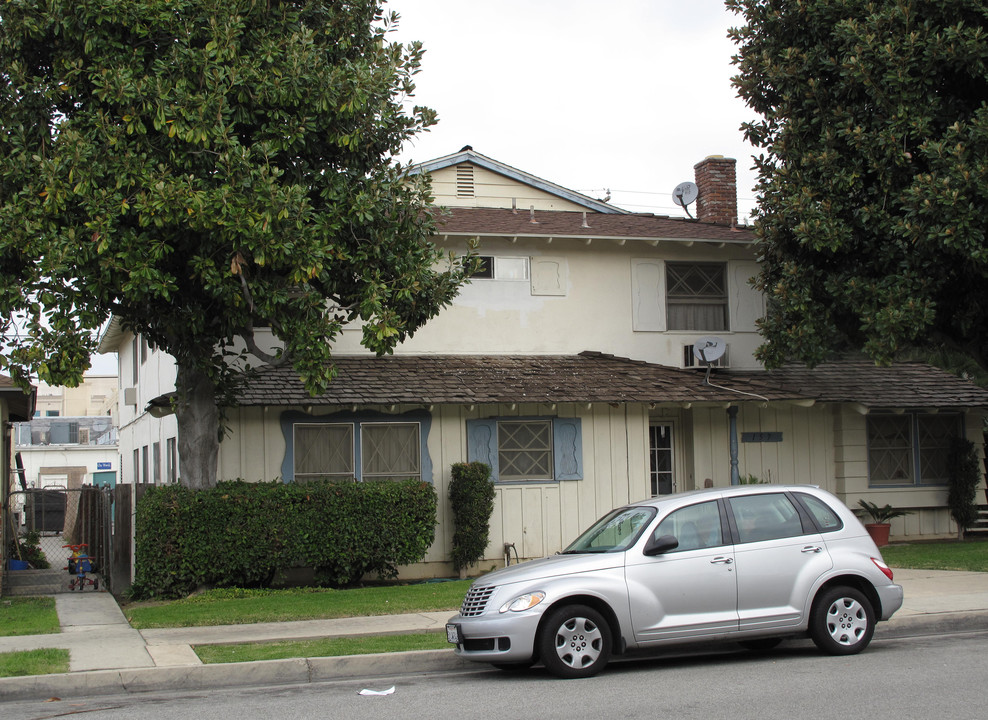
[643,534,679,556]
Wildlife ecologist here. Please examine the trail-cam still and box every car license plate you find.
[445,623,461,644]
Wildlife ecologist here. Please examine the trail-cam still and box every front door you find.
[649,424,674,495]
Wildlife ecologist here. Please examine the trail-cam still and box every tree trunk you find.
[174,360,220,490]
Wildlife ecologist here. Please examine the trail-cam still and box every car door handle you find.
[710,556,733,565]
[801,546,823,554]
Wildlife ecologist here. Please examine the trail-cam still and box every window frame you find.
[466,416,583,484]
[470,255,530,281]
[665,261,729,332]
[866,412,961,487]
[359,421,422,482]
[286,413,429,484]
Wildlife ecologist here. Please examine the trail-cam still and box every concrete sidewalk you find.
[3,568,988,700]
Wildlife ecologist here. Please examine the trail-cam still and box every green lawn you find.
[124,580,471,629]
[0,648,69,678]
[882,539,988,572]
[0,597,60,637]
[194,632,449,664]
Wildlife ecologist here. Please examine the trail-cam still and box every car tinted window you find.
[729,493,805,544]
[795,493,844,533]
[654,501,724,552]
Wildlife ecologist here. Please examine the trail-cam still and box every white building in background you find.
[12,376,120,492]
[97,149,988,575]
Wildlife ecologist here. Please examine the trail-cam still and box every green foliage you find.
[738,474,769,484]
[194,632,448,664]
[946,436,981,533]
[857,499,912,524]
[729,1,988,372]
[881,539,988,571]
[6,531,50,570]
[124,580,470,628]
[0,597,59,637]
[132,479,438,599]
[0,1,473,488]
[448,462,495,572]
[0,648,69,678]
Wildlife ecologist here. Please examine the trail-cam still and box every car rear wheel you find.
[538,604,611,679]
[810,586,875,655]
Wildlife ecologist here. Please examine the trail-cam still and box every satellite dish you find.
[693,336,726,364]
[672,181,698,208]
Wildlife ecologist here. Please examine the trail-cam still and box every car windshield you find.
[562,506,656,554]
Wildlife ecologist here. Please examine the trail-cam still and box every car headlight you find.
[499,591,546,613]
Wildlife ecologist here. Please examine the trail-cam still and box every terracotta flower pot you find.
[865,523,891,547]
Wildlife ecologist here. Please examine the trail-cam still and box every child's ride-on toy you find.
[63,544,98,591]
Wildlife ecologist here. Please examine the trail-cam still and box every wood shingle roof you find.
[232,354,988,410]
[431,208,754,243]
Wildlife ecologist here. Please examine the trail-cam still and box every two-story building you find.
[98,148,988,576]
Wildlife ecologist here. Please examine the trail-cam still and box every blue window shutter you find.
[553,417,583,480]
[466,419,499,479]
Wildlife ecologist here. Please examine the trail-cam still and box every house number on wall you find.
[741,432,783,443]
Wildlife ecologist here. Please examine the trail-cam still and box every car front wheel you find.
[810,586,875,655]
[538,604,612,679]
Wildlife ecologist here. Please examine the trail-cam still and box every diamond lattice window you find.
[498,421,553,480]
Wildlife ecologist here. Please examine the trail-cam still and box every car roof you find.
[628,484,825,511]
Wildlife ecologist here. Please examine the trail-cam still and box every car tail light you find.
[872,557,893,581]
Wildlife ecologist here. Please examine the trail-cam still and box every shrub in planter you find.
[449,462,495,575]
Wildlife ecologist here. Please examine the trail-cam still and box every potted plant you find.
[857,500,912,547]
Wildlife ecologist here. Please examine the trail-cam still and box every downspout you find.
[727,405,740,485]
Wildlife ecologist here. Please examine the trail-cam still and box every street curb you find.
[3,611,987,702]
[0,649,474,702]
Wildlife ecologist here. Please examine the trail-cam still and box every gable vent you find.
[683,343,730,369]
[456,164,475,197]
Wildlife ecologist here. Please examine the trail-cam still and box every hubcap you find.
[825,597,868,646]
[554,616,603,668]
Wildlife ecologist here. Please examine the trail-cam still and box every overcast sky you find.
[88,1,758,376]
[389,0,759,220]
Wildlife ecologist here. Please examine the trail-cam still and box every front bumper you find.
[446,609,545,665]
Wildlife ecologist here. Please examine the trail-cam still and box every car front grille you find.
[460,585,496,617]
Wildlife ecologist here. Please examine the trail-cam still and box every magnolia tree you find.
[0,1,472,489]
[729,0,988,372]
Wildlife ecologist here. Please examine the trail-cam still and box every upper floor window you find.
[471,256,529,281]
[666,262,728,331]
[867,412,959,486]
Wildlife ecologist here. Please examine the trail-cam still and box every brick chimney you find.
[693,156,738,225]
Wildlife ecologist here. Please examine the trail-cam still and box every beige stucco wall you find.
[331,238,765,370]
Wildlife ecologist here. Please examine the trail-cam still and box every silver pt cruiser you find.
[446,485,903,678]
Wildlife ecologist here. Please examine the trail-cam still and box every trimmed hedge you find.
[449,462,495,572]
[133,479,437,599]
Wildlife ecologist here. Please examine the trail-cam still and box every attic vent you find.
[456,164,475,197]
[683,343,730,369]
